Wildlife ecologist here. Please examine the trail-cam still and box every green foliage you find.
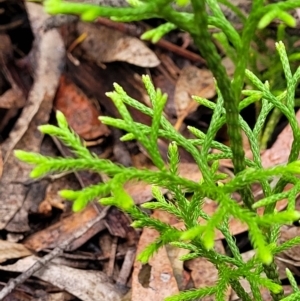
[16,0,300,300]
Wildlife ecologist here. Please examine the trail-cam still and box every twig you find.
[0,206,110,300]
[116,246,136,287]
[96,17,206,64]
[107,236,118,278]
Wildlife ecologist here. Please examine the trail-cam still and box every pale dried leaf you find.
[174,65,215,117]
[45,292,74,301]
[0,240,32,263]
[222,57,235,77]
[274,256,300,279]
[38,182,67,216]
[78,22,160,67]
[165,244,189,290]
[261,109,300,168]
[0,50,26,109]
[278,226,300,261]
[0,88,25,109]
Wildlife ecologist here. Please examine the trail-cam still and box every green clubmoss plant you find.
[16,0,300,300]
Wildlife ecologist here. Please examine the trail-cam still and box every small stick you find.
[116,246,136,287]
[96,17,206,64]
[107,236,118,278]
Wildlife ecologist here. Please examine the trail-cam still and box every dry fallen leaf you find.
[77,22,160,68]
[0,88,25,109]
[0,240,32,264]
[214,109,300,169]
[222,56,235,77]
[38,182,67,216]
[0,34,26,109]
[132,227,179,301]
[261,109,300,168]
[165,244,190,290]
[174,65,215,117]
[0,286,33,301]
[54,75,110,140]
[0,85,56,232]
[173,65,215,130]
[278,226,300,262]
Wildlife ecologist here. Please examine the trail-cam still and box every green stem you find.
[260,107,281,150]
[263,262,284,301]
[230,279,252,301]
[191,0,245,172]
[187,0,257,210]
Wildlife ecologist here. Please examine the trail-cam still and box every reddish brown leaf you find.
[54,75,110,141]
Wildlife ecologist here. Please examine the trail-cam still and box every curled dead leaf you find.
[77,22,160,68]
